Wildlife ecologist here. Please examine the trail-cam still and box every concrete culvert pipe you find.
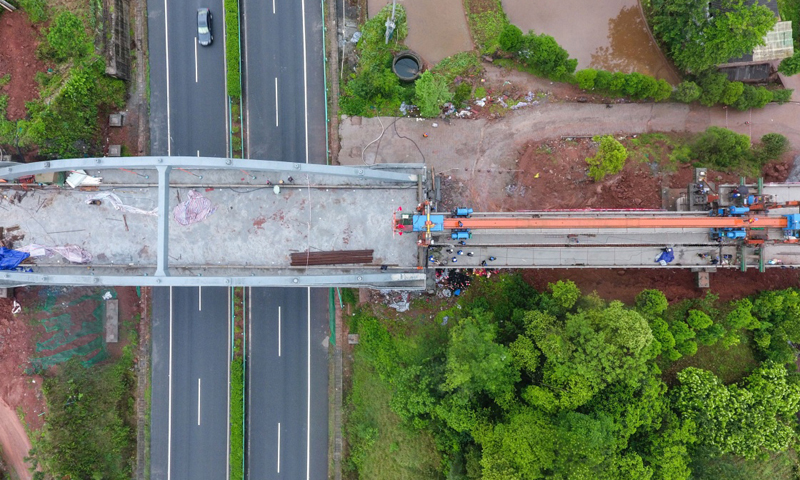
[393,51,422,81]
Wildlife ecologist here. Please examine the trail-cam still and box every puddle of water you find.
[368,0,473,65]
[394,56,421,79]
[502,0,680,84]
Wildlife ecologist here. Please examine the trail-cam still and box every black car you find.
[197,8,213,46]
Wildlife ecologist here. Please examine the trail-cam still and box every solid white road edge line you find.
[226,287,232,480]
[278,305,282,357]
[163,0,171,155]
[275,77,279,127]
[301,0,309,164]
[197,378,202,425]
[277,422,281,473]
[272,0,275,14]
[194,39,198,83]
[199,286,202,311]
[247,287,253,474]
[306,287,311,480]
[167,286,173,480]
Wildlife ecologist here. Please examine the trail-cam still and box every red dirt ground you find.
[0,11,49,121]
[0,287,142,479]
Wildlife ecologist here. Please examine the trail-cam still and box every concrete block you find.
[108,145,122,157]
[105,298,119,343]
[696,271,710,289]
[348,334,359,344]
[109,113,124,127]
[0,287,11,298]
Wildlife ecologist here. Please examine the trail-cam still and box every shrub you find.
[224,0,242,98]
[754,133,789,164]
[432,52,482,84]
[697,71,728,107]
[517,31,577,80]
[636,289,669,317]
[686,310,713,330]
[690,126,752,170]
[652,79,673,101]
[19,0,49,22]
[719,81,744,106]
[230,358,244,479]
[586,135,628,181]
[672,81,701,103]
[778,51,800,76]
[575,68,598,90]
[452,82,472,107]
[771,88,794,104]
[43,11,91,62]
[414,71,453,118]
[499,24,523,52]
[465,0,508,54]
[676,339,698,356]
[594,70,613,91]
[734,85,773,111]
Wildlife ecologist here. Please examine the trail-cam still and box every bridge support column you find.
[155,164,172,277]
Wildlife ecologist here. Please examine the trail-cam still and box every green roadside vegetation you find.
[584,128,789,182]
[223,0,244,157]
[230,287,245,480]
[344,274,800,479]
[0,4,126,158]
[27,344,137,479]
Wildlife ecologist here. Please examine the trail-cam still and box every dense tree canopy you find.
[650,0,777,72]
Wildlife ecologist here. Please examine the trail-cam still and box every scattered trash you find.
[432,122,439,128]
[18,244,93,264]
[66,170,102,189]
[173,190,217,226]
[86,192,158,216]
[102,291,113,300]
[11,300,21,315]
[0,246,30,270]
[388,300,410,312]
[474,97,487,107]
[349,31,361,43]
[399,102,417,115]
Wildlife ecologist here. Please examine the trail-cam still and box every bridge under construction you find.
[2,159,800,289]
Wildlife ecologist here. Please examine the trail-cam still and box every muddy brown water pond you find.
[503,0,680,83]
[368,0,473,64]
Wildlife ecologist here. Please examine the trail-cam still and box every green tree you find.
[770,88,794,104]
[444,314,520,405]
[734,85,773,111]
[586,135,629,181]
[650,0,777,72]
[778,51,800,76]
[549,279,580,310]
[43,11,92,62]
[690,126,752,170]
[653,79,674,102]
[498,24,523,52]
[673,363,800,459]
[686,310,713,330]
[414,71,453,118]
[720,81,744,105]
[725,299,757,330]
[529,301,654,409]
[697,71,728,106]
[575,68,598,90]
[697,324,726,346]
[672,81,701,103]
[636,289,669,317]
[754,133,789,164]
[517,31,578,80]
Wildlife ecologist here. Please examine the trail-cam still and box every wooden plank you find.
[0,0,17,11]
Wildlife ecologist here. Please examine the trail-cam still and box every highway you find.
[149,0,330,476]
[151,287,230,480]
[241,0,329,477]
[148,0,231,476]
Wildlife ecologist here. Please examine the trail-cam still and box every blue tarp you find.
[656,248,674,264]
[0,247,30,270]
[412,215,444,232]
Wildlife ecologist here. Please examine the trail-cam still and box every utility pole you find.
[384,0,396,44]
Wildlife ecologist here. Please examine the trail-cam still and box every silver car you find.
[197,8,213,46]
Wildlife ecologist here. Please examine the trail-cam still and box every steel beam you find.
[155,165,171,277]
[0,157,420,182]
[0,272,428,289]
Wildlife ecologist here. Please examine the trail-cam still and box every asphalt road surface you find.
[151,287,231,480]
[241,0,330,477]
[148,0,230,475]
[148,0,228,157]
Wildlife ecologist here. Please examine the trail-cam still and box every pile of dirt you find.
[524,267,800,305]
[0,11,49,121]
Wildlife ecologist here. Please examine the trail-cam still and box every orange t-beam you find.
[443,216,788,229]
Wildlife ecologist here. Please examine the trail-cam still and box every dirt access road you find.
[0,398,32,480]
